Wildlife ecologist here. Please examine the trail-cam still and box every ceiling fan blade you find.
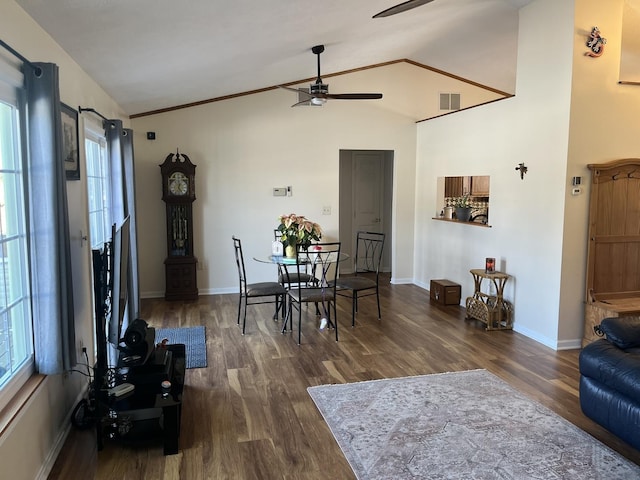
[282,45,383,106]
[324,93,383,100]
[373,0,435,18]
[277,85,311,96]
[290,99,314,107]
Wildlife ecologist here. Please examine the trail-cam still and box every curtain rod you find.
[0,38,42,76]
[78,107,110,122]
[78,107,129,136]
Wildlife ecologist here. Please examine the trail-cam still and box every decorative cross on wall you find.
[515,162,528,180]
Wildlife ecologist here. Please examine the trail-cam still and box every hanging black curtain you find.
[25,62,76,374]
[105,120,140,326]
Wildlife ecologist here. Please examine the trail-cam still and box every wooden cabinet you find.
[445,176,489,197]
[444,177,464,197]
[583,158,640,345]
[471,176,490,196]
[164,257,198,301]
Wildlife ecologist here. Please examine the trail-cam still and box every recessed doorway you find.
[339,149,393,275]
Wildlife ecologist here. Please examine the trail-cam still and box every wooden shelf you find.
[432,217,492,228]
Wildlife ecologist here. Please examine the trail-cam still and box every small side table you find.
[465,269,513,330]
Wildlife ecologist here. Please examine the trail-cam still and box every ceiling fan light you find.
[311,97,326,106]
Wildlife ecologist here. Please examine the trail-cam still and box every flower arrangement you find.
[277,213,322,249]
[453,194,472,208]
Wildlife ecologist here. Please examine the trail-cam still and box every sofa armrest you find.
[579,339,640,400]
[599,316,640,350]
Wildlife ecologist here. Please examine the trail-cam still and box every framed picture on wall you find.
[61,103,80,180]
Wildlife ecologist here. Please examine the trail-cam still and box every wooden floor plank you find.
[48,277,640,479]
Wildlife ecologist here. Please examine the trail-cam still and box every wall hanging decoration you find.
[515,162,528,180]
[585,26,606,57]
[61,103,80,180]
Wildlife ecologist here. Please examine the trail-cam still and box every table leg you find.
[163,403,180,455]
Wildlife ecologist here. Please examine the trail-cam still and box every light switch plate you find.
[273,187,287,196]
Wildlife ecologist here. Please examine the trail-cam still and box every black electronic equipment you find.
[120,348,174,390]
[119,318,155,366]
[109,216,131,346]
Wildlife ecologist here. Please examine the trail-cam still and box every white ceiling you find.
[15,0,533,116]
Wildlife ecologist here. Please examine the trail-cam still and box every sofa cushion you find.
[600,316,640,349]
[580,339,640,401]
[579,375,640,450]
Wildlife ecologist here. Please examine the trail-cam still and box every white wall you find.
[560,0,640,344]
[415,0,640,350]
[414,0,575,349]
[0,2,128,479]
[131,62,500,297]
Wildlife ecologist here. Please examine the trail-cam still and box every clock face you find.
[168,172,188,196]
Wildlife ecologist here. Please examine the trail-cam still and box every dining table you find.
[253,250,349,335]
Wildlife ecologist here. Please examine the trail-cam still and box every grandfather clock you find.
[160,150,198,301]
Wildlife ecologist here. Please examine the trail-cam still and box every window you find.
[85,123,110,361]
[85,126,110,248]
[0,66,33,409]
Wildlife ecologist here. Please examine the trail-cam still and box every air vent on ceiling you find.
[439,93,461,111]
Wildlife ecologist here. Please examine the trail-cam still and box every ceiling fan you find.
[278,45,383,107]
[373,0,435,18]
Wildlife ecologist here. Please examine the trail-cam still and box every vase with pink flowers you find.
[277,213,322,257]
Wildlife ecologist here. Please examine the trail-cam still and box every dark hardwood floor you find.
[48,276,640,479]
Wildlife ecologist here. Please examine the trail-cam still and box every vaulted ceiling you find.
[15,0,533,116]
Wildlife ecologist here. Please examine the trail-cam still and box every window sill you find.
[432,217,492,228]
[0,374,46,438]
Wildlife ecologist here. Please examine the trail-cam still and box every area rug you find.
[307,369,640,479]
[155,326,207,369]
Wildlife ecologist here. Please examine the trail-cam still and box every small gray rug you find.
[155,326,207,369]
[307,369,640,479]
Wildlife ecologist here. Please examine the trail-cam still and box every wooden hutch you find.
[583,158,640,346]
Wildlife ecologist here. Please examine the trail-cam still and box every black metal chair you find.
[286,242,341,344]
[232,236,287,335]
[334,231,385,326]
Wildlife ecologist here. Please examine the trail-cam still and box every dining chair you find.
[334,231,385,326]
[286,242,341,345]
[232,236,287,335]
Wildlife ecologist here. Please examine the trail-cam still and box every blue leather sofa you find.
[579,316,640,450]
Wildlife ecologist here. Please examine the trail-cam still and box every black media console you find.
[106,343,185,455]
[90,244,185,455]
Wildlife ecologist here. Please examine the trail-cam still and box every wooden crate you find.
[430,279,461,306]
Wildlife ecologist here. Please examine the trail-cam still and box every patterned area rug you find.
[307,370,640,479]
[155,326,207,369]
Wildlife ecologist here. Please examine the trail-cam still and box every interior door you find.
[353,152,384,263]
